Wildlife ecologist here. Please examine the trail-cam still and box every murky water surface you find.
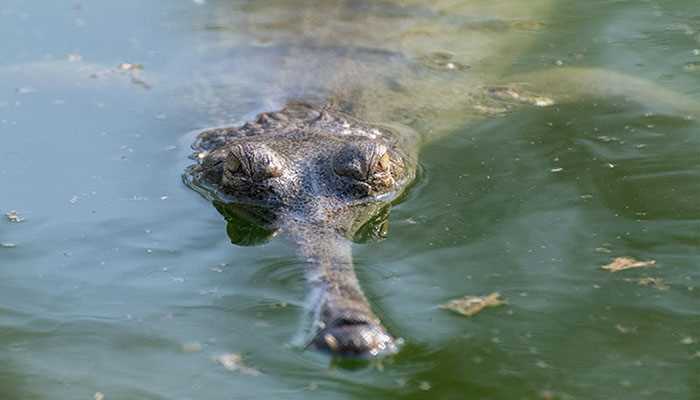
[1,1,699,399]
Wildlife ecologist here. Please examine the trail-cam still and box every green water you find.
[1,1,699,399]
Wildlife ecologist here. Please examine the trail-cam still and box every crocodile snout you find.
[312,313,397,357]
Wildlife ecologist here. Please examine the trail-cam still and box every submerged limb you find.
[508,67,700,118]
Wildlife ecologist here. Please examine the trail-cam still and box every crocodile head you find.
[184,102,417,358]
[185,102,417,239]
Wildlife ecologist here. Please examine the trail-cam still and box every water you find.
[1,1,699,399]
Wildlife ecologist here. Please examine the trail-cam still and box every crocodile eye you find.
[254,150,284,180]
[333,143,391,181]
[225,154,242,174]
[228,143,284,181]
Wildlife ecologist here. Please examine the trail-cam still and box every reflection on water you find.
[1,0,699,399]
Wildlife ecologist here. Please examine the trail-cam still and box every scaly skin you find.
[184,102,417,357]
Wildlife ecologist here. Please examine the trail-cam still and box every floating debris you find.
[596,135,623,143]
[213,353,261,376]
[485,86,555,107]
[615,324,636,334]
[0,243,17,249]
[117,63,144,71]
[87,62,151,89]
[473,104,509,115]
[182,342,203,353]
[67,53,83,62]
[440,292,505,317]
[5,210,24,223]
[601,257,656,272]
[418,381,431,391]
[625,277,669,290]
[420,51,470,71]
[540,390,556,400]
[684,61,700,72]
[94,392,105,400]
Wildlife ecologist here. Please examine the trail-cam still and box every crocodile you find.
[184,102,418,357]
[181,0,700,358]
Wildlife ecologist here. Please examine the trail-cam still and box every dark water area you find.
[1,1,699,399]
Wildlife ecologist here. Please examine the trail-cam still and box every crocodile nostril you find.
[329,316,373,328]
[312,320,397,358]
